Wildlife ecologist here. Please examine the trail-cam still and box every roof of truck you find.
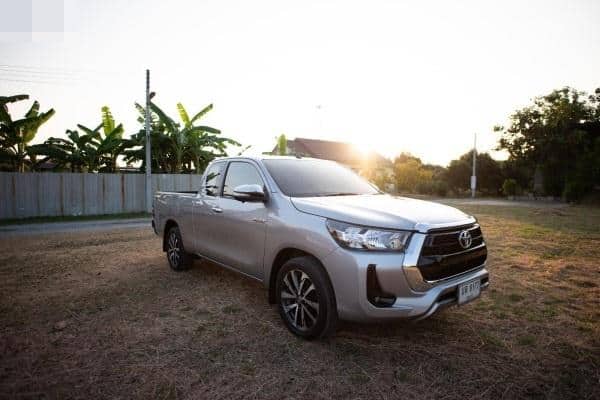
[213,155,323,163]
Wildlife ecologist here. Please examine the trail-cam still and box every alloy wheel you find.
[280,269,320,331]
[167,231,181,266]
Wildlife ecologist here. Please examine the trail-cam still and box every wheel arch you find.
[268,247,331,304]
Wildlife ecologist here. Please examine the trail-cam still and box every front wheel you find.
[165,226,192,271]
[276,256,338,339]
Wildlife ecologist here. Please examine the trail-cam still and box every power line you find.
[0,69,134,84]
[0,77,74,85]
[0,64,92,74]
[0,71,86,83]
[0,64,136,76]
[0,67,82,77]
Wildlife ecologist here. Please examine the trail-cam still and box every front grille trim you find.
[425,223,480,234]
[426,242,486,259]
[417,223,488,282]
[423,262,487,284]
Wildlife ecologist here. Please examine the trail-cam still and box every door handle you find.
[211,206,223,213]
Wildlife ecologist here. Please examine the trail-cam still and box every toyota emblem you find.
[458,230,472,249]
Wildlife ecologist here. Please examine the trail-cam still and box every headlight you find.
[326,220,411,252]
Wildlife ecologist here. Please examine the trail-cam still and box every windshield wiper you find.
[318,192,362,197]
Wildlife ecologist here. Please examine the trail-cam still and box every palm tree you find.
[0,95,55,172]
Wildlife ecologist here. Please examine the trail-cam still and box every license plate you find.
[458,278,481,305]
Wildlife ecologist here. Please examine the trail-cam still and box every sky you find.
[1,0,599,166]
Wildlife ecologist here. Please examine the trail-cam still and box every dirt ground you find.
[0,205,598,399]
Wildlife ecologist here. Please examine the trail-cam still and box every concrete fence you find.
[0,172,203,220]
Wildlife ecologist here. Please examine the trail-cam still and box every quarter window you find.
[223,162,264,197]
[203,162,225,196]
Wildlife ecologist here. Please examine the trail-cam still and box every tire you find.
[165,226,192,271]
[275,256,338,339]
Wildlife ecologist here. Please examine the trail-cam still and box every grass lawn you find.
[0,204,598,399]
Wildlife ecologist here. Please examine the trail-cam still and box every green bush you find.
[413,180,448,196]
[502,178,519,197]
[563,180,590,203]
[415,180,434,195]
[433,180,448,197]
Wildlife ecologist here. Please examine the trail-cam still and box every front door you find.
[211,161,268,279]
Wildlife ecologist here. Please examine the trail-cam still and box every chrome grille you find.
[417,224,487,281]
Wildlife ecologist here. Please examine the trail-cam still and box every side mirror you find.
[233,184,266,202]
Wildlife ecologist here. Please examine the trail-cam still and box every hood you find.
[291,194,475,232]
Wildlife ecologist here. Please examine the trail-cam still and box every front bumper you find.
[321,237,489,322]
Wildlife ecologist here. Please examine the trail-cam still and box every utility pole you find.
[145,69,152,213]
[316,104,323,133]
[471,133,477,198]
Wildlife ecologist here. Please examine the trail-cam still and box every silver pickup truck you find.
[152,156,489,339]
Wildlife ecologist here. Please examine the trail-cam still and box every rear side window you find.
[223,162,264,197]
[203,162,225,196]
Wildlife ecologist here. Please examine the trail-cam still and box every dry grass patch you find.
[0,204,599,399]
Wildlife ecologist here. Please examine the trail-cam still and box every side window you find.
[203,162,225,196]
[223,162,264,198]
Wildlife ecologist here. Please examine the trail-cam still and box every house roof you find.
[273,137,391,168]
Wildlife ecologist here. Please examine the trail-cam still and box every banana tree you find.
[123,103,173,172]
[29,128,100,172]
[73,106,126,172]
[95,106,126,172]
[30,106,128,172]
[176,102,240,173]
[0,95,55,172]
[126,100,240,173]
[150,102,187,172]
[163,103,240,174]
[185,127,240,173]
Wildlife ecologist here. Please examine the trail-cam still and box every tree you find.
[96,106,127,172]
[176,102,237,173]
[445,151,503,195]
[123,103,172,172]
[502,178,519,197]
[0,95,55,172]
[277,134,287,155]
[499,157,531,192]
[393,153,433,193]
[362,167,392,192]
[495,87,600,199]
[125,100,240,173]
[30,106,128,172]
[29,129,98,172]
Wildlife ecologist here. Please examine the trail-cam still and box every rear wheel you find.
[276,256,337,339]
[166,226,192,271]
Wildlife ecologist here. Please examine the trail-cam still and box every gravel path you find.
[0,218,151,236]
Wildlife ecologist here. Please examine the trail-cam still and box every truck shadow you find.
[188,257,461,344]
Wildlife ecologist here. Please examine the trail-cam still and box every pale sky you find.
[1,0,599,166]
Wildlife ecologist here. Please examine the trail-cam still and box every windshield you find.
[263,158,381,197]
